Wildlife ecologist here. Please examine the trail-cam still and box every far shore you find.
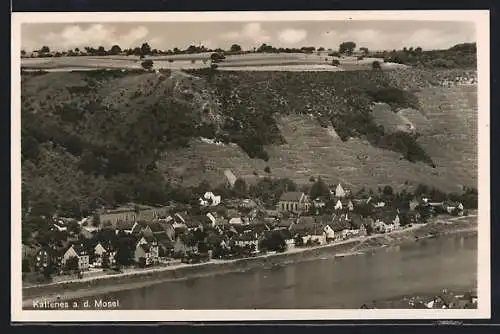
[22,214,477,308]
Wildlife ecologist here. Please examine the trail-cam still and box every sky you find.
[21,20,476,52]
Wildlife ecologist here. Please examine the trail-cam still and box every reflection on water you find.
[81,234,477,309]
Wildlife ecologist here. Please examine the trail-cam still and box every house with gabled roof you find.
[273,218,294,231]
[134,235,159,266]
[333,183,347,198]
[200,192,222,207]
[291,217,327,245]
[277,192,311,214]
[93,242,116,268]
[62,244,90,271]
[233,232,260,252]
[114,220,135,234]
[329,214,352,240]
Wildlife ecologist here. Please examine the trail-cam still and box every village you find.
[21,173,473,288]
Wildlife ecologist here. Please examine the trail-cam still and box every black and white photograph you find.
[11,11,490,322]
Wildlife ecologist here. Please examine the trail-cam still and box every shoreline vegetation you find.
[22,214,477,308]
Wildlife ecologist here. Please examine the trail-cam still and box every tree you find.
[21,50,27,57]
[339,41,356,55]
[22,258,31,273]
[141,42,152,56]
[382,185,394,197]
[230,44,242,53]
[101,252,110,268]
[233,178,248,198]
[360,47,369,54]
[415,47,423,54]
[331,59,340,66]
[260,231,286,253]
[64,256,80,274]
[264,166,271,174]
[294,235,304,247]
[372,60,382,70]
[310,176,330,200]
[141,59,154,70]
[318,47,325,51]
[114,232,136,267]
[109,45,122,55]
[40,46,50,54]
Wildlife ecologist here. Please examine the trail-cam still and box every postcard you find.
[11,10,490,322]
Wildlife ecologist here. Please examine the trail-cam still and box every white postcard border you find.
[11,10,490,322]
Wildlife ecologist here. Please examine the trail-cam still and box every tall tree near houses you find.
[230,44,242,53]
[310,176,329,200]
[338,41,356,55]
[233,178,248,198]
[141,42,152,56]
[109,45,122,55]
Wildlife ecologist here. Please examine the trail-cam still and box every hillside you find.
[20,68,477,218]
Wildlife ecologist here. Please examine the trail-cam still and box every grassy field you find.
[21,53,393,72]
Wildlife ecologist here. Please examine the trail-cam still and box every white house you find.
[323,224,336,241]
[62,244,90,271]
[229,217,245,225]
[199,192,222,206]
[334,184,346,198]
[334,200,343,211]
[93,242,116,268]
[206,212,217,227]
[224,169,237,187]
[303,233,327,246]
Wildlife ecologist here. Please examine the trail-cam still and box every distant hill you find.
[20,68,477,218]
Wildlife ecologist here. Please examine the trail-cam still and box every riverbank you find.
[22,214,477,308]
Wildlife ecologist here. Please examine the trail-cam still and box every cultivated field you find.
[20,53,396,72]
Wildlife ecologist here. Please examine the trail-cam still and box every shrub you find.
[141,59,154,70]
[372,61,382,70]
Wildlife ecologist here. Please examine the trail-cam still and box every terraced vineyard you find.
[21,68,478,214]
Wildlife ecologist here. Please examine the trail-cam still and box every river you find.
[68,234,477,309]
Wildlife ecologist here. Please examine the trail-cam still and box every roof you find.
[279,192,304,202]
[247,223,270,235]
[235,233,258,242]
[140,244,151,253]
[70,244,88,256]
[298,216,316,225]
[229,217,244,224]
[142,235,157,244]
[115,220,135,230]
[291,218,324,235]
[265,210,280,217]
[148,222,165,233]
[275,219,294,229]
[185,219,202,228]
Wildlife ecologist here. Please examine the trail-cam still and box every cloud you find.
[318,27,474,51]
[277,28,308,45]
[39,24,156,50]
[220,22,271,46]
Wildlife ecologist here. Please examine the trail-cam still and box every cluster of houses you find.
[22,183,466,279]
